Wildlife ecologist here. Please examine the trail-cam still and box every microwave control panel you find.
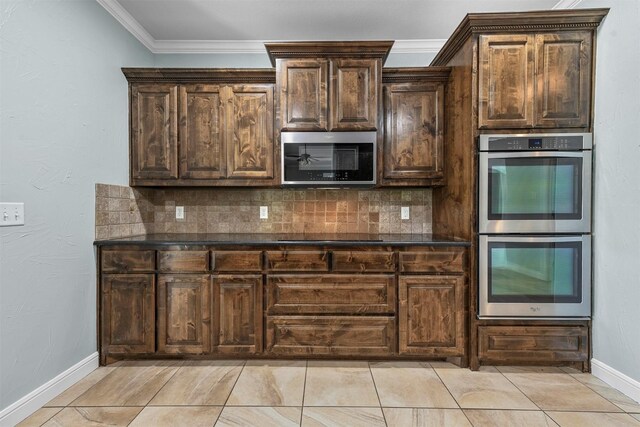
[479,134,592,152]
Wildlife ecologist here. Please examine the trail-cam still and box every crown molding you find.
[553,0,585,9]
[96,0,155,51]
[391,39,447,54]
[152,40,267,54]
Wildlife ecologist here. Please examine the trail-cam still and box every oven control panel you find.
[479,133,592,151]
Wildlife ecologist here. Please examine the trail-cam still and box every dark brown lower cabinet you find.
[157,274,211,354]
[101,274,155,356]
[213,274,263,354]
[266,316,396,356]
[478,325,589,364]
[399,275,465,356]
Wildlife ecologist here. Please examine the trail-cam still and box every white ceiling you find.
[97,0,577,54]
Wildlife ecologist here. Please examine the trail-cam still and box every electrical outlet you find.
[260,206,269,219]
[0,203,25,227]
[401,206,410,220]
[175,206,185,220]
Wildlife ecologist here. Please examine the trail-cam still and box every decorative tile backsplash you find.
[95,184,432,238]
[95,184,154,239]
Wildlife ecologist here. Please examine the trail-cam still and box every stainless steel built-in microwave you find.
[479,133,592,234]
[281,132,376,187]
[479,235,591,318]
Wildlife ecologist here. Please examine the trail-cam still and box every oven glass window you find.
[488,242,582,303]
[488,157,582,220]
[283,143,373,182]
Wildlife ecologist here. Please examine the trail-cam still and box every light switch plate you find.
[175,206,185,220]
[260,206,269,219]
[1,203,25,226]
[401,206,410,220]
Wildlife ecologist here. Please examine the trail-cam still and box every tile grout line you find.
[299,360,308,426]
[367,361,388,427]
[216,359,248,425]
[125,361,185,427]
[569,374,640,413]
[494,368,545,413]
[429,362,476,426]
[429,363,463,410]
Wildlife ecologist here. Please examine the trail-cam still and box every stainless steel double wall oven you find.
[478,133,593,318]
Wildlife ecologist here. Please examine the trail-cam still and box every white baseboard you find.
[0,352,99,427]
[592,358,640,404]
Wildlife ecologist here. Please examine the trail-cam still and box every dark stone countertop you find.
[94,233,471,247]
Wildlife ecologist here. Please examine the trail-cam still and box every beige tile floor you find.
[17,361,640,427]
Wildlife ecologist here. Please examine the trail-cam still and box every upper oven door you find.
[479,151,591,233]
[281,132,376,186]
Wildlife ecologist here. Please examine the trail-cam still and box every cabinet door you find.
[399,275,464,356]
[535,31,592,128]
[213,274,263,354]
[101,274,155,355]
[157,274,211,354]
[478,34,535,129]
[278,59,328,130]
[179,85,226,179]
[226,85,274,179]
[330,59,378,130]
[383,83,444,180]
[131,84,179,180]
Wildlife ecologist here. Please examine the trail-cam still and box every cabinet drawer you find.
[265,251,329,272]
[399,249,466,273]
[101,250,155,273]
[478,326,588,363]
[267,275,395,315]
[332,251,395,272]
[213,251,262,272]
[158,251,209,273]
[266,316,395,356]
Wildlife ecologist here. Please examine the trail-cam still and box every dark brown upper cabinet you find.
[179,84,226,180]
[266,41,393,132]
[227,84,274,179]
[124,69,276,186]
[330,59,378,130]
[131,84,179,180]
[277,58,379,131]
[535,31,592,128]
[479,31,593,129]
[380,68,450,187]
[278,59,329,130]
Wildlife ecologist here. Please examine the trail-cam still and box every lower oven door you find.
[479,235,591,318]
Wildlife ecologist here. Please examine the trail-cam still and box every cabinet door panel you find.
[179,85,226,179]
[330,59,378,130]
[478,326,588,363]
[399,275,464,356]
[227,85,274,179]
[535,32,592,128]
[479,34,534,129]
[279,59,328,130]
[157,274,211,354]
[101,274,155,355]
[266,316,395,356]
[384,83,444,179]
[131,84,178,180]
[213,274,263,354]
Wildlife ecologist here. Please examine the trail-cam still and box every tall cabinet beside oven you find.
[431,9,608,370]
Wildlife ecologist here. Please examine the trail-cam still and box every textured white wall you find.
[0,0,153,410]
[578,0,640,382]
